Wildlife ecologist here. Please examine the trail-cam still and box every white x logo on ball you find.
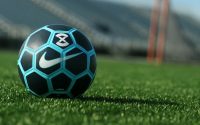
[56,33,69,47]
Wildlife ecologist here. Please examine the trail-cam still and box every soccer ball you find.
[17,25,96,98]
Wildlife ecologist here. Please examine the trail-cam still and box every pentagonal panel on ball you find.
[27,29,50,50]
[52,33,73,49]
[65,48,87,75]
[73,31,92,51]
[71,74,92,97]
[51,73,71,91]
[47,25,73,31]
[20,51,33,71]
[26,72,48,95]
[36,47,61,75]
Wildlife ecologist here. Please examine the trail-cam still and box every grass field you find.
[0,51,200,125]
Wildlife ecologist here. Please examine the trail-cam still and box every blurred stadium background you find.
[0,0,200,63]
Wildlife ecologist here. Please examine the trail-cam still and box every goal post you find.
[147,0,170,64]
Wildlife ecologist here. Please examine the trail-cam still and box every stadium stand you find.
[0,0,199,62]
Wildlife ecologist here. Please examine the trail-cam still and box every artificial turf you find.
[0,51,200,125]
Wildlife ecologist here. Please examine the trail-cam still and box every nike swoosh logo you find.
[39,52,83,69]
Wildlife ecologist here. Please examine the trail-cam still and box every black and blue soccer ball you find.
[17,25,96,98]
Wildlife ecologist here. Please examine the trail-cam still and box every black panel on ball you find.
[47,25,73,31]
[47,94,70,98]
[36,47,61,75]
[17,65,26,86]
[90,55,96,74]
[51,73,71,91]
[65,48,87,75]
[27,29,50,50]
[71,75,92,97]
[73,31,92,51]
[21,51,33,71]
[26,72,48,95]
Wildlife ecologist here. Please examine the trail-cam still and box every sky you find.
[172,0,200,20]
[96,0,200,21]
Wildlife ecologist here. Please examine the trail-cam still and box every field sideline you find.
[0,51,200,125]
